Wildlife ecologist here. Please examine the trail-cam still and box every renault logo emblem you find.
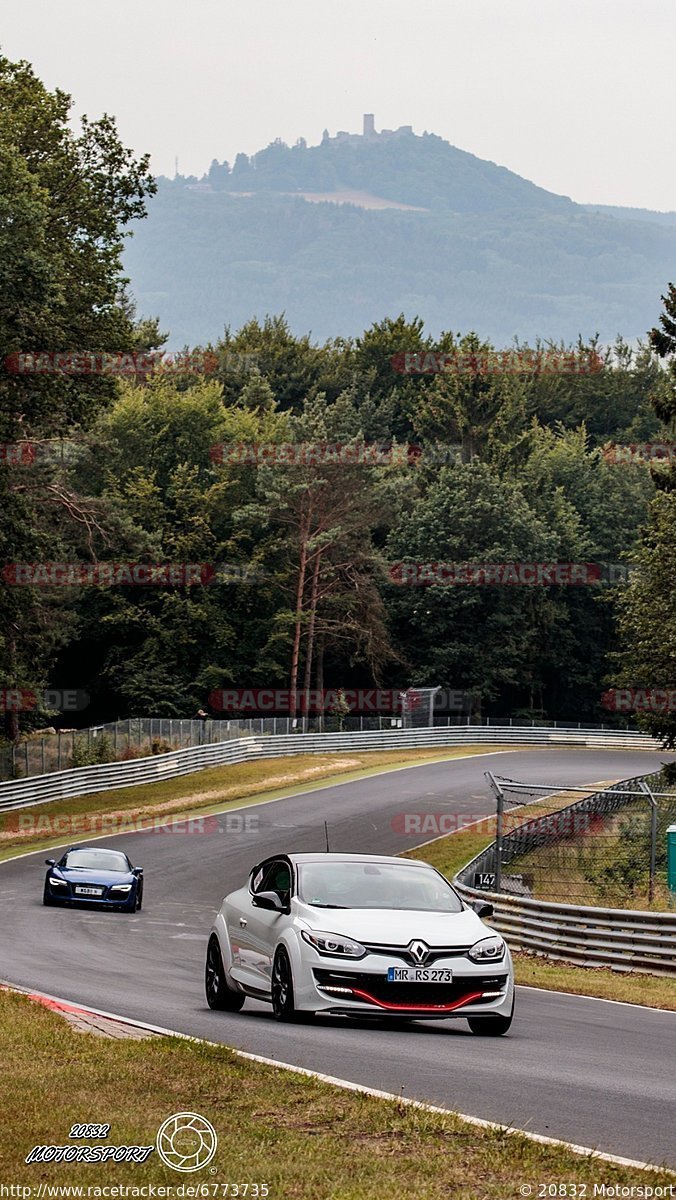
[408,939,430,964]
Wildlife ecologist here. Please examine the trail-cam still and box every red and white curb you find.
[2,980,671,1175]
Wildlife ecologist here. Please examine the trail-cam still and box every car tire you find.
[205,935,245,1011]
[467,998,514,1037]
[135,886,143,912]
[42,887,59,906]
[271,946,303,1022]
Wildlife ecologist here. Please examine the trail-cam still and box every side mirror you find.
[252,890,286,912]
[45,859,56,867]
[472,900,494,919]
[133,867,143,875]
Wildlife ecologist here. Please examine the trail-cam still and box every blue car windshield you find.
[64,850,129,873]
[298,862,463,912]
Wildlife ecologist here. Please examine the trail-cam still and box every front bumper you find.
[45,882,136,907]
[294,949,514,1018]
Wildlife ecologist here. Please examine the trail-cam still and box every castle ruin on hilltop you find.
[321,114,414,145]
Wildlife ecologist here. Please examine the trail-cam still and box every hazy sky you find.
[3,0,675,210]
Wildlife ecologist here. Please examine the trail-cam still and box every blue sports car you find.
[43,846,144,911]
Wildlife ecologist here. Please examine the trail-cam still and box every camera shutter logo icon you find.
[156,1112,217,1172]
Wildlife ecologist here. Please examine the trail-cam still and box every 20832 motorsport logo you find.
[24,1113,217,1173]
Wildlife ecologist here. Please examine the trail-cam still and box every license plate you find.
[75,886,103,896]
[386,967,453,983]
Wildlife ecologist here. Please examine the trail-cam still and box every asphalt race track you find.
[1,748,675,1165]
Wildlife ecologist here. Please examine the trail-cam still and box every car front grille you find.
[313,969,508,1010]
[361,943,474,965]
[70,882,108,897]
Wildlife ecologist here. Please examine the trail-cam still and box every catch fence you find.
[0,714,640,782]
[483,770,676,906]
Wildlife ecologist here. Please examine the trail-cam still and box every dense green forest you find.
[2,56,676,746]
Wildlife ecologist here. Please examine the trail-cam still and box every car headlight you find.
[468,936,505,963]
[48,877,67,887]
[110,884,132,893]
[301,930,366,958]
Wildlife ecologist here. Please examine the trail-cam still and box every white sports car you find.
[206,852,514,1034]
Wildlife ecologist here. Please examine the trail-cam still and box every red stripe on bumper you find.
[349,989,485,1012]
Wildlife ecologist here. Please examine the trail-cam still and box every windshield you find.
[63,849,130,873]
[298,861,463,912]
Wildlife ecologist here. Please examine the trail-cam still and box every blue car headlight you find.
[48,876,67,887]
[110,884,133,893]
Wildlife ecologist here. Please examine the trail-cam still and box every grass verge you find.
[404,794,676,1011]
[0,745,511,862]
[1,989,674,1194]
[514,954,676,1009]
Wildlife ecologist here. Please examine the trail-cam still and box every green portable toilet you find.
[668,824,676,893]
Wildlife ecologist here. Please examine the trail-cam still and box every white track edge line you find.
[517,984,676,1013]
[1,980,671,1175]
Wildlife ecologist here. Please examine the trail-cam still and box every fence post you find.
[485,770,506,893]
[41,737,46,775]
[639,779,658,903]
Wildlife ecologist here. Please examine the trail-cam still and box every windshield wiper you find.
[306,902,349,908]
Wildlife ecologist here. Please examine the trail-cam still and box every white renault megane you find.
[205,853,514,1034]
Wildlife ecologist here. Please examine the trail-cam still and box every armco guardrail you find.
[0,724,662,812]
[455,884,676,975]
[2,714,641,782]
[454,773,676,975]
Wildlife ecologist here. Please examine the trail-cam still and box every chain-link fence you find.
[0,712,642,782]
[0,714,411,780]
[473,769,676,909]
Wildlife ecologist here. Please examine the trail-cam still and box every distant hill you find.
[123,126,676,346]
[204,130,576,215]
[581,203,676,227]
